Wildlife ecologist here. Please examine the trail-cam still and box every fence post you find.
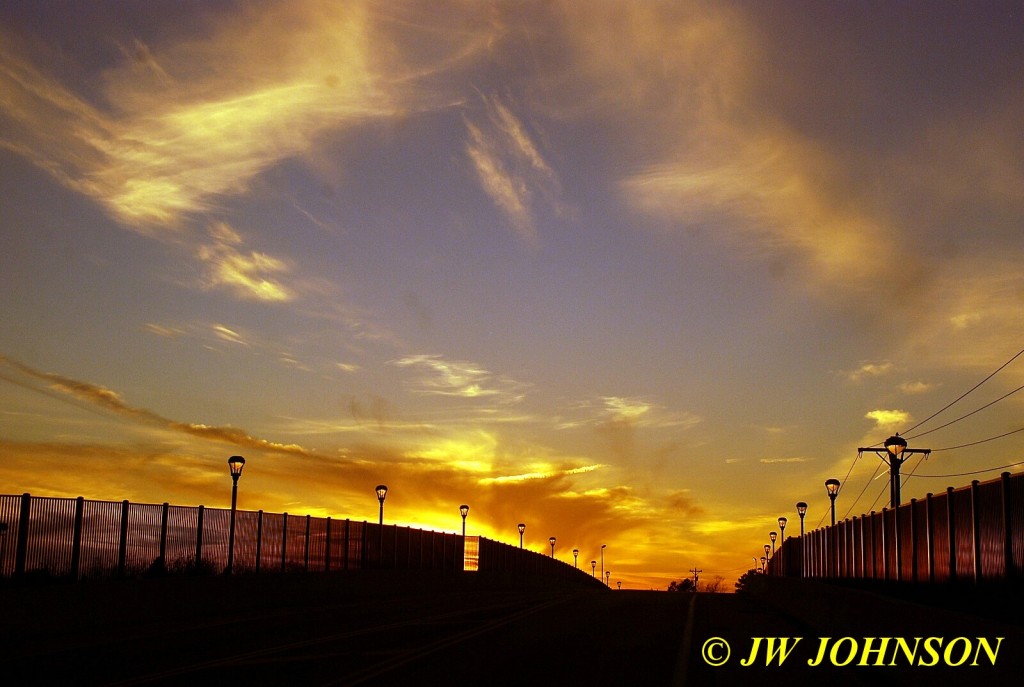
[117,499,130,577]
[910,498,918,583]
[195,504,205,568]
[881,508,889,581]
[925,493,935,583]
[159,502,169,571]
[947,486,957,582]
[325,517,332,573]
[281,513,288,573]
[14,493,31,578]
[255,510,263,574]
[344,519,350,571]
[971,480,982,583]
[70,496,84,580]
[1001,472,1014,578]
[304,514,311,572]
[893,505,902,582]
[869,512,876,579]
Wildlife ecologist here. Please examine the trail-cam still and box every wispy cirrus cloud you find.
[559,396,702,431]
[391,354,528,403]
[197,223,293,302]
[464,93,567,246]
[0,355,326,460]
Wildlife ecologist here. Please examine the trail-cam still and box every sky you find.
[2,0,1023,590]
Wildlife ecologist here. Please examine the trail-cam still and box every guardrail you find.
[768,471,1023,583]
[0,494,592,585]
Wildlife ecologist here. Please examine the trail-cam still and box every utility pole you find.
[689,567,702,590]
[858,434,930,508]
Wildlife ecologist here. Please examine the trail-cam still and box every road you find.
[2,573,1022,685]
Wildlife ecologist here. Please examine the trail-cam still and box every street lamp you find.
[777,517,787,574]
[573,548,579,568]
[226,455,245,575]
[518,523,526,548]
[591,560,597,577]
[796,502,807,578]
[825,478,840,526]
[769,530,777,556]
[760,556,767,573]
[763,543,771,565]
[856,434,931,508]
[375,485,388,525]
[549,536,556,557]
[605,571,610,586]
[617,581,621,590]
[460,504,469,537]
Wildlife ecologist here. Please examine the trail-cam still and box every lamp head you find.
[796,502,808,517]
[460,504,469,518]
[778,516,788,529]
[884,433,908,456]
[518,522,526,535]
[769,531,777,543]
[825,478,841,497]
[375,484,388,502]
[227,455,246,479]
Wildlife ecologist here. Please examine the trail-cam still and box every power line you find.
[931,425,1024,452]
[841,459,882,520]
[908,460,1024,478]
[906,384,1024,442]
[901,346,1024,436]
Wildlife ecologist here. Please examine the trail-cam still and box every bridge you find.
[2,475,1023,684]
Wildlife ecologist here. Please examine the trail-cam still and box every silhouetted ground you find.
[2,572,1022,685]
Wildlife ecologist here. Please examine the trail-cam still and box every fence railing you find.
[768,471,1024,583]
[0,494,594,585]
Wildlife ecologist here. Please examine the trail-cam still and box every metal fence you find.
[0,494,592,584]
[768,471,1024,583]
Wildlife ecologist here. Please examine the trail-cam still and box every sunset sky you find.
[2,1,1023,589]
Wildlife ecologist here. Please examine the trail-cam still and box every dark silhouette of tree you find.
[733,569,760,593]
[667,578,695,592]
[703,575,726,593]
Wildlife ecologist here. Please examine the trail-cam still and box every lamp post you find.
[460,504,469,537]
[375,485,388,525]
[763,543,770,573]
[601,544,606,584]
[825,478,840,526]
[549,537,556,557]
[591,560,597,577]
[573,548,579,568]
[795,503,807,535]
[778,517,787,574]
[769,530,777,557]
[605,571,611,586]
[518,523,526,549]
[226,455,245,575]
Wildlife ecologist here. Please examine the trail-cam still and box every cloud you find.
[842,361,894,384]
[865,409,910,430]
[391,354,528,403]
[0,355,329,461]
[464,93,566,245]
[197,223,293,302]
[900,381,936,395]
[759,457,809,464]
